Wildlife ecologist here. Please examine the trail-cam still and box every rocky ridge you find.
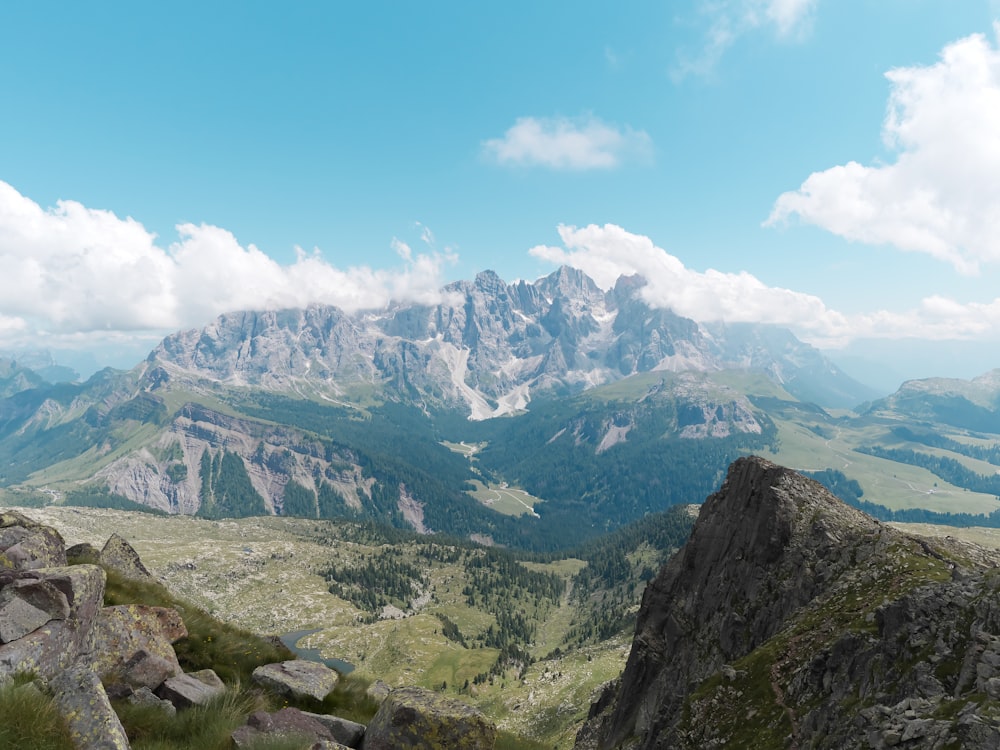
[577,456,1000,749]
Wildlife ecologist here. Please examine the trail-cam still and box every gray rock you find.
[6,577,71,620]
[66,542,101,562]
[232,707,342,748]
[156,669,225,708]
[0,513,67,570]
[302,710,366,747]
[252,659,339,702]
[99,533,152,580]
[91,604,186,686]
[362,686,497,750]
[51,665,130,750]
[127,685,177,717]
[366,679,391,704]
[0,593,52,642]
[0,565,106,681]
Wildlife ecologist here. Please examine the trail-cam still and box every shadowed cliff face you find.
[579,457,1000,750]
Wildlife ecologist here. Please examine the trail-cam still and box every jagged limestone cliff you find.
[578,456,1000,749]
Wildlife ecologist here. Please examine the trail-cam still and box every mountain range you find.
[1,266,999,551]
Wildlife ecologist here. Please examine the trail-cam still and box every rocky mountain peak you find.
[578,458,1000,749]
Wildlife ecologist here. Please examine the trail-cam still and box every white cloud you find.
[673,0,817,79]
[482,115,652,170]
[767,25,1000,274]
[530,223,1000,348]
[0,181,456,350]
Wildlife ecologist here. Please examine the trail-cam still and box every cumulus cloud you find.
[482,115,652,170]
[767,25,1000,274]
[530,223,1000,348]
[673,0,817,79]
[0,181,456,350]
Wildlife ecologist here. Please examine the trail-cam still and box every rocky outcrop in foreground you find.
[578,456,1000,749]
[0,510,497,749]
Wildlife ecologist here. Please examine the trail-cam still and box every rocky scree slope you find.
[577,456,1000,749]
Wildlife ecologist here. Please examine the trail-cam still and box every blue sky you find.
[1,1,999,387]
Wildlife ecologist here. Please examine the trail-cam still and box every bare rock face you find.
[577,457,1000,749]
[252,659,339,702]
[362,686,497,750]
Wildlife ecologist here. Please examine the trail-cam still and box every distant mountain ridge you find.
[150,266,876,416]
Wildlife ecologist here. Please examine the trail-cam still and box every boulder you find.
[127,685,177,717]
[100,533,152,581]
[51,665,131,750]
[156,668,225,708]
[302,710,366,747]
[0,565,106,681]
[362,686,497,750]
[66,542,101,562]
[232,707,350,748]
[91,604,186,687]
[366,679,391,704]
[0,512,67,570]
[252,659,339,702]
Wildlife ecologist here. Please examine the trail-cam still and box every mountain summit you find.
[578,456,1000,749]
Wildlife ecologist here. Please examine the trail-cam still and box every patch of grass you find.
[0,675,74,750]
[117,686,268,750]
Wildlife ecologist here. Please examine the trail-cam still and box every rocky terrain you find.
[578,456,1000,749]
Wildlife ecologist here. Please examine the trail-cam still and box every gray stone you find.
[156,669,225,708]
[51,665,130,750]
[366,679,391,704]
[0,565,106,681]
[0,594,52,642]
[302,711,366,747]
[7,577,71,620]
[127,685,177,717]
[362,686,497,750]
[91,604,185,686]
[232,707,341,748]
[0,512,67,570]
[252,659,339,702]
[100,533,152,581]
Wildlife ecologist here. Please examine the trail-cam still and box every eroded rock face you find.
[362,686,497,750]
